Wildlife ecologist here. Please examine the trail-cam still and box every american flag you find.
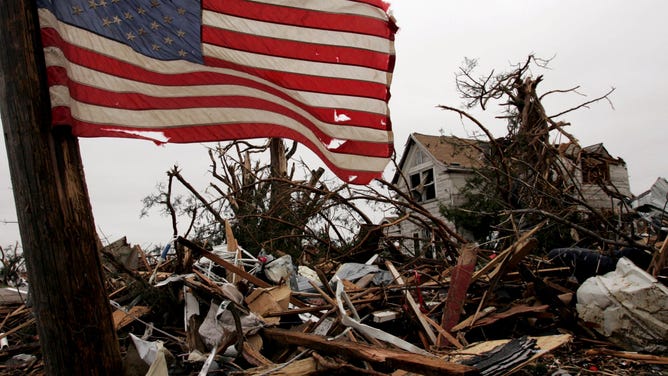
[37,0,397,184]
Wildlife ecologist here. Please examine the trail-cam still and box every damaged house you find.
[631,177,668,236]
[388,133,632,254]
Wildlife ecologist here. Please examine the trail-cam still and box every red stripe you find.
[202,26,391,71]
[51,106,387,184]
[204,0,395,40]
[47,66,391,157]
[203,55,389,100]
[42,28,390,130]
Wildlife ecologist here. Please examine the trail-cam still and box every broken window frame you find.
[581,158,611,185]
[410,168,436,203]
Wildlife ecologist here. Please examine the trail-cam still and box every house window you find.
[582,160,610,184]
[410,168,436,202]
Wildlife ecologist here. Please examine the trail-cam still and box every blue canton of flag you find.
[37,0,202,63]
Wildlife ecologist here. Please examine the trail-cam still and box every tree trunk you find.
[0,1,123,374]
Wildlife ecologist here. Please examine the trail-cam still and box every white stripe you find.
[44,48,391,143]
[49,85,390,172]
[202,43,388,84]
[202,11,392,54]
[39,10,390,111]
[247,0,389,21]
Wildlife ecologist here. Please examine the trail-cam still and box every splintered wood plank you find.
[440,244,477,346]
[262,328,480,376]
[112,306,151,330]
[243,357,317,376]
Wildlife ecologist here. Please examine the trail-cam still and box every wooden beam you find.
[440,244,477,346]
[262,328,480,376]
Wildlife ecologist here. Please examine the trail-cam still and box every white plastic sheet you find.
[576,257,668,353]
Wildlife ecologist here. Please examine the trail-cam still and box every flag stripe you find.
[202,11,393,56]
[201,43,388,86]
[201,16,391,70]
[205,0,394,38]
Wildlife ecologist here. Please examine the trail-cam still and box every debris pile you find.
[1,225,667,375]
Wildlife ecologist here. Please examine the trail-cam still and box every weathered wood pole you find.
[0,1,123,374]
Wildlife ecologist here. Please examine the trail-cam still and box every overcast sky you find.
[2,1,667,248]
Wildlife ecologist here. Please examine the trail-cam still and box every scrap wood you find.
[468,304,549,329]
[242,337,274,367]
[517,264,575,322]
[0,318,35,341]
[177,236,307,308]
[234,357,317,376]
[440,244,478,347]
[310,352,390,375]
[245,285,291,328]
[261,327,480,376]
[471,221,545,283]
[179,237,269,287]
[0,304,28,331]
[225,220,243,283]
[487,237,537,285]
[451,307,497,332]
[112,305,151,330]
[263,291,391,320]
[422,313,463,350]
[385,260,438,345]
[650,238,668,277]
[584,348,668,365]
[330,279,385,348]
[334,280,431,355]
[505,266,570,280]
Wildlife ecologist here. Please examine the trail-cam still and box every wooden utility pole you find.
[0,1,123,374]
[269,137,289,208]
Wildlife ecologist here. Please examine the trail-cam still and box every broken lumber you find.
[385,260,438,345]
[261,328,480,376]
[440,244,477,346]
[471,221,545,283]
[177,236,307,308]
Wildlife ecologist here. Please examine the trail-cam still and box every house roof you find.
[632,177,668,212]
[391,133,485,184]
[412,133,485,168]
[558,142,625,164]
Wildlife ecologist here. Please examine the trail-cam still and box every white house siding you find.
[580,163,631,212]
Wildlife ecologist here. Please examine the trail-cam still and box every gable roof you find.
[412,133,486,168]
[392,133,485,184]
[558,142,626,165]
